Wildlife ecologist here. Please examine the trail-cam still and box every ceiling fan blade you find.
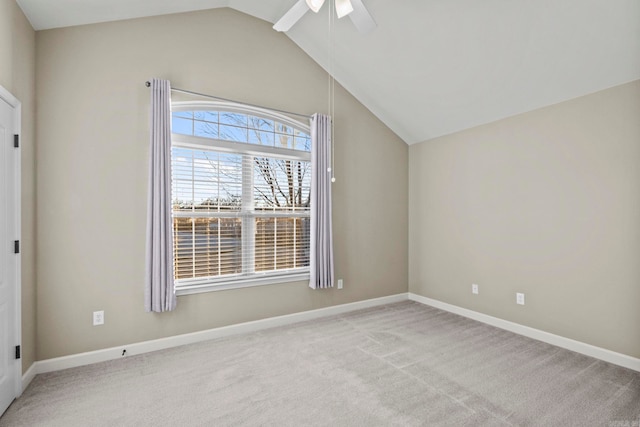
[273,0,310,32]
[306,0,326,13]
[348,0,377,33]
[335,0,354,19]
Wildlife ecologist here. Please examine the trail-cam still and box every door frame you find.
[0,84,22,398]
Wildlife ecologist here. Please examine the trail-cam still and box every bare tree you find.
[194,112,311,210]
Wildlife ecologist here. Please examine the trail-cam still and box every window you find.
[171,102,311,294]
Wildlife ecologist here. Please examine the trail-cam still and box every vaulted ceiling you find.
[16,0,640,144]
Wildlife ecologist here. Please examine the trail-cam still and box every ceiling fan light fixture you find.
[305,0,326,13]
[335,0,354,18]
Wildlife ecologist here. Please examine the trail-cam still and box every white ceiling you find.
[16,0,640,144]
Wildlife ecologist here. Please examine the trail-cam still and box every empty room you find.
[0,0,639,425]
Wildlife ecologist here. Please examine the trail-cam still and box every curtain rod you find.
[145,81,312,119]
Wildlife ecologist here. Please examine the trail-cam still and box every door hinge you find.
[14,240,19,254]
[15,345,21,360]
[14,134,19,148]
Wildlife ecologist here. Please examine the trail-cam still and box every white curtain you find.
[309,113,334,289]
[145,78,176,312]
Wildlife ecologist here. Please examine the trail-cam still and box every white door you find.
[0,95,18,416]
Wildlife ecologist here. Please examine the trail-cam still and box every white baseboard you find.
[35,293,409,375]
[29,292,638,383]
[409,293,640,372]
[21,363,36,394]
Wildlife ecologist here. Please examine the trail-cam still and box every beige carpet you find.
[1,301,639,426]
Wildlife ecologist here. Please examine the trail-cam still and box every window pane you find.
[254,158,311,210]
[248,116,274,132]
[172,148,194,210]
[220,112,247,127]
[275,218,295,269]
[173,217,194,279]
[274,133,293,149]
[255,217,274,272]
[255,217,310,272]
[194,111,218,122]
[173,111,193,119]
[249,129,275,146]
[219,124,248,142]
[194,120,219,139]
[296,217,310,267]
[173,217,242,280]
[275,122,294,135]
[218,218,243,275]
[172,117,193,135]
[172,148,242,212]
[295,136,311,151]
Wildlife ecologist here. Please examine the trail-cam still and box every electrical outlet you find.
[516,293,525,305]
[471,284,479,295]
[337,279,343,290]
[93,310,104,326]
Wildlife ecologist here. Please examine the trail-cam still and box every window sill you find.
[175,271,310,296]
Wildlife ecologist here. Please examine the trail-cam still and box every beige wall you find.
[409,80,640,358]
[0,0,36,373]
[35,8,408,360]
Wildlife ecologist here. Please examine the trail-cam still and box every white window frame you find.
[171,101,311,296]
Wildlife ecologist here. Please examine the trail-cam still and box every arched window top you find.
[171,101,311,153]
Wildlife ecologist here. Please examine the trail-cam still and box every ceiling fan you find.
[273,0,377,34]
